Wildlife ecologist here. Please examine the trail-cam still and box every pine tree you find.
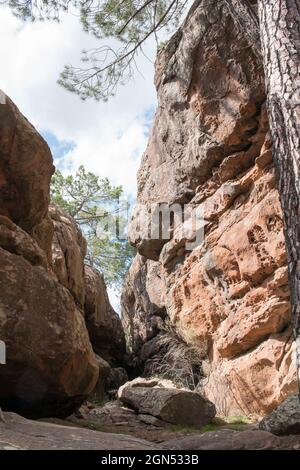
[51,165,135,289]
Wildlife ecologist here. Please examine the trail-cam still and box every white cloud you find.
[0,7,157,196]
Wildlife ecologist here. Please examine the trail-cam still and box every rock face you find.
[165,429,300,451]
[84,265,126,365]
[0,412,159,450]
[122,0,297,416]
[122,255,167,355]
[50,204,87,308]
[259,395,300,436]
[0,96,54,259]
[0,245,98,417]
[118,378,216,428]
[106,367,128,392]
[2,410,300,450]
[51,207,126,364]
[0,93,125,417]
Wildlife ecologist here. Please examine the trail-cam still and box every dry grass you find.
[146,321,207,390]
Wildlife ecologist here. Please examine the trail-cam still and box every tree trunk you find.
[258,0,300,388]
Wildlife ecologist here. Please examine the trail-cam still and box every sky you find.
[0,7,157,196]
[0,7,158,311]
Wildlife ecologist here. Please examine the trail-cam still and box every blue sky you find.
[42,132,75,170]
[0,7,158,310]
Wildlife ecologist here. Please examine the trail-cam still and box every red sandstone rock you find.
[0,94,125,417]
[0,95,54,252]
[84,265,126,366]
[122,0,297,416]
[50,204,87,308]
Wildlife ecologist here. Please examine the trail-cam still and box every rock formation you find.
[164,429,300,451]
[259,395,300,436]
[0,412,159,450]
[118,377,216,428]
[0,94,125,417]
[84,265,125,366]
[122,0,298,416]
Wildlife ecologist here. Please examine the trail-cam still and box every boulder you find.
[91,356,112,402]
[118,378,216,428]
[0,94,125,418]
[50,204,87,308]
[0,94,54,249]
[67,401,187,442]
[106,367,128,391]
[0,96,100,418]
[259,395,300,435]
[84,265,125,365]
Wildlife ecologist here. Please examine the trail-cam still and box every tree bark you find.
[257,0,300,388]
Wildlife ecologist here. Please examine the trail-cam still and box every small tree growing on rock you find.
[51,165,135,289]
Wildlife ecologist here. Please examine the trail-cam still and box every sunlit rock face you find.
[0,94,124,417]
[122,0,297,416]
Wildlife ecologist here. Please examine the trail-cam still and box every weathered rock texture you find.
[259,395,300,436]
[51,205,126,365]
[0,412,159,450]
[0,96,54,259]
[118,377,215,428]
[2,411,300,450]
[0,94,125,417]
[122,0,297,416]
[50,204,87,308]
[164,428,300,450]
[84,265,126,365]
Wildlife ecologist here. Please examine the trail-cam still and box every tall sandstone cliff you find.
[0,95,125,417]
[122,0,298,416]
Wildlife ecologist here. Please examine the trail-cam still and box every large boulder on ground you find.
[84,265,126,365]
[259,395,300,436]
[118,377,216,428]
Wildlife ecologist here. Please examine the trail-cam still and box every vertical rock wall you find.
[122,0,297,416]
